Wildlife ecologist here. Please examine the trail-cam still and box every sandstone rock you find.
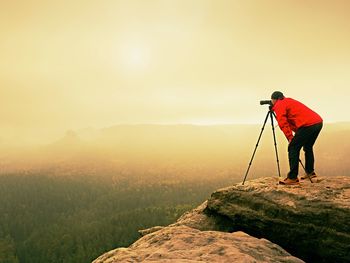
[93,225,304,263]
[170,201,233,232]
[138,201,233,236]
[138,226,164,236]
[206,176,350,263]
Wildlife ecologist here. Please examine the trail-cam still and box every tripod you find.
[242,107,309,185]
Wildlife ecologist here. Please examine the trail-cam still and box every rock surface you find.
[94,176,350,263]
[170,201,233,232]
[93,225,304,263]
[206,176,350,263]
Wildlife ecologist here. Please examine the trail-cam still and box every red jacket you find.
[272,98,323,141]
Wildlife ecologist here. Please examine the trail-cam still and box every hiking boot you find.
[300,172,317,180]
[279,177,300,185]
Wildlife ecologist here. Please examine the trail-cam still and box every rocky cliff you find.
[93,176,350,263]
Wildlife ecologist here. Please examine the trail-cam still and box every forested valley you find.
[0,171,233,263]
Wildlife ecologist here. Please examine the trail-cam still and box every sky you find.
[1,0,350,145]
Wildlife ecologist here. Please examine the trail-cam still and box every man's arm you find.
[274,104,293,142]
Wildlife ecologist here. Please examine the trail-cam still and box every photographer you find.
[271,91,323,185]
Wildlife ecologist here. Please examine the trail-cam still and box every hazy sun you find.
[120,44,151,70]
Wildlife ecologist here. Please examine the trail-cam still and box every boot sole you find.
[300,175,317,180]
[279,182,300,185]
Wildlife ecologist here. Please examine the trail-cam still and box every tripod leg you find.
[299,159,306,172]
[299,159,313,183]
[270,111,281,178]
[242,111,270,185]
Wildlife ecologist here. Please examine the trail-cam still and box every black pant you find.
[287,122,323,179]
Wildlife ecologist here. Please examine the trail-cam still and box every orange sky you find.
[1,0,350,145]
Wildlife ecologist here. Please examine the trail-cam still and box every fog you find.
[1,123,348,182]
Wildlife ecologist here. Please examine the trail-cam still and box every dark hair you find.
[271,91,284,100]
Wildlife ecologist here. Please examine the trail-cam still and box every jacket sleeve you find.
[273,103,294,141]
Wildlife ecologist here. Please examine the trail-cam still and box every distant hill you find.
[0,123,349,179]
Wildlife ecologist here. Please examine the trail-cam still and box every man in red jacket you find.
[271,91,323,185]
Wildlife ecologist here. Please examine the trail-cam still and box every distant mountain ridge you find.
[1,122,349,179]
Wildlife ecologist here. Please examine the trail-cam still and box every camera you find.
[260,100,272,106]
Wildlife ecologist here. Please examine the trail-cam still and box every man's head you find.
[271,91,284,105]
